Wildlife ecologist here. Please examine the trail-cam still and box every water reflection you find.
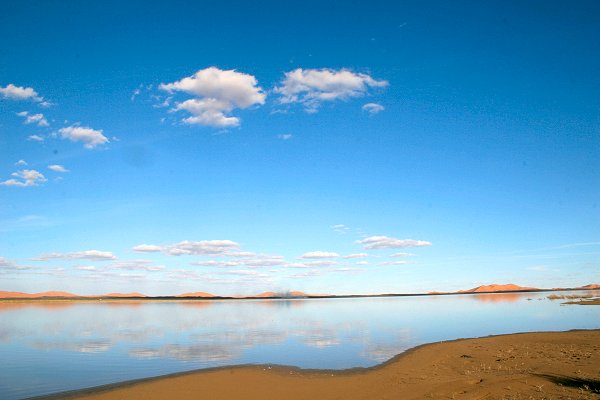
[0,301,76,311]
[360,328,415,361]
[0,293,598,400]
[130,344,239,362]
[31,340,112,353]
[468,292,531,303]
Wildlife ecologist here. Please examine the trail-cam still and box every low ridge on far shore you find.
[1,283,598,300]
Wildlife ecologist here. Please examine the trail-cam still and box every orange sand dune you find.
[578,283,600,290]
[254,291,276,297]
[0,290,78,298]
[459,283,538,293]
[2,283,597,300]
[177,292,215,298]
[37,291,79,297]
[0,291,32,298]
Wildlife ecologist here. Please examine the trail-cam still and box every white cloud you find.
[362,103,384,114]
[343,253,369,259]
[131,87,141,101]
[174,98,240,127]
[331,224,351,234]
[334,267,364,273]
[168,269,200,280]
[285,262,312,269]
[76,266,97,271]
[1,169,47,187]
[118,273,146,278]
[226,251,256,258]
[380,261,409,266]
[355,261,369,265]
[165,240,240,256]
[33,250,117,261]
[357,236,432,250]
[300,251,339,259]
[135,240,240,256]
[274,68,388,112]
[110,260,165,272]
[48,164,69,173]
[218,269,268,277]
[302,260,338,267]
[15,160,28,166]
[0,257,13,267]
[243,258,287,267]
[132,244,162,253]
[390,252,416,257]
[160,67,266,127]
[28,135,45,142]
[0,257,32,272]
[58,126,109,149]
[17,111,49,127]
[289,270,322,279]
[0,83,44,102]
[191,256,286,268]
[192,260,242,267]
[277,133,293,140]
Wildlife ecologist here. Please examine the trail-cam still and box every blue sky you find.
[1,0,598,296]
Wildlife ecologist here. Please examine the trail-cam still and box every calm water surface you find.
[1,291,598,399]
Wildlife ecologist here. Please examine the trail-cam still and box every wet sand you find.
[61,330,600,400]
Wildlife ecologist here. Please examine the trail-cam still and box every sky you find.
[0,0,599,296]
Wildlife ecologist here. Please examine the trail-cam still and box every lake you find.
[1,291,598,399]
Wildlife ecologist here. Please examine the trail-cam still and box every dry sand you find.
[62,330,600,400]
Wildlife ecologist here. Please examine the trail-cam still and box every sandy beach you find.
[56,330,600,400]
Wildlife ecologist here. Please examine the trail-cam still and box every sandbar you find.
[48,330,600,400]
[563,297,600,305]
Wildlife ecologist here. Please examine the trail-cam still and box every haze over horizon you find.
[1,1,599,296]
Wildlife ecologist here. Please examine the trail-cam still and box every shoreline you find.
[3,287,598,303]
[29,329,600,400]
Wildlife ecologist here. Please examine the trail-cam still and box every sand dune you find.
[254,291,276,298]
[578,283,600,290]
[0,290,78,298]
[1,283,598,299]
[177,292,215,298]
[459,283,538,293]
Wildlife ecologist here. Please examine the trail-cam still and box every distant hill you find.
[290,291,308,297]
[0,283,597,300]
[577,284,600,290]
[177,292,215,298]
[255,291,276,298]
[0,291,79,298]
[459,284,538,293]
